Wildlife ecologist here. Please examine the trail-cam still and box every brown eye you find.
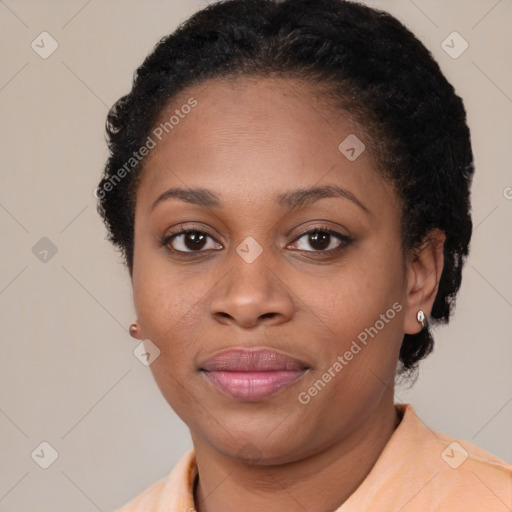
[308,231,331,250]
[182,232,207,251]
[164,230,222,253]
[290,228,351,253]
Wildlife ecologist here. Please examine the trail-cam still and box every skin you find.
[130,77,445,512]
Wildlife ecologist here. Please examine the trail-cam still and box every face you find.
[131,77,411,464]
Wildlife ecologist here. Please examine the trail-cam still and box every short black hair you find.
[97,0,474,375]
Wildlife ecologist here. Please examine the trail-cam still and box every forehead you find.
[136,76,395,214]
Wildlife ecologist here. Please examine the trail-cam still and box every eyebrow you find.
[152,187,221,210]
[277,185,369,213]
[151,185,369,213]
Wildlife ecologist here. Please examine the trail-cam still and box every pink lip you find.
[200,348,309,401]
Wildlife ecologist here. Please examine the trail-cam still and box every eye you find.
[162,229,222,253]
[289,227,351,253]
[161,225,351,256]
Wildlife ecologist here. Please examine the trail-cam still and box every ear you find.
[403,229,446,335]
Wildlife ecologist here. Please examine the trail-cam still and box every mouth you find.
[199,348,309,401]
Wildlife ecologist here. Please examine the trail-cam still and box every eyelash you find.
[160,224,352,257]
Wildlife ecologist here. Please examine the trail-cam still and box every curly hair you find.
[96,0,474,375]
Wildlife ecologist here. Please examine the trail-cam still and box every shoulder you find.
[403,404,512,510]
[113,449,196,512]
[430,429,511,504]
[343,404,511,511]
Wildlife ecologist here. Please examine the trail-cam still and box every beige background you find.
[0,0,511,510]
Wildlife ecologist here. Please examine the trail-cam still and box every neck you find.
[192,396,401,512]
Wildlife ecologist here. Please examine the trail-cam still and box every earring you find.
[129,323,139,339]
[416,310,428,329]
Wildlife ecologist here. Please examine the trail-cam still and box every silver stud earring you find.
[416,310,427,329]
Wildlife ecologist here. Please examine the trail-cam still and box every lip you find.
[200,348,309,401]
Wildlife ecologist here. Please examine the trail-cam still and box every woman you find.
[96,0,512,510]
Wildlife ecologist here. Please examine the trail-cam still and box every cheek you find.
[293,287,404,442]
[132,264,208,421]
[294,243,406,395]
[297,248,404,344]
[132,244,200,361]
[133,270,204,352]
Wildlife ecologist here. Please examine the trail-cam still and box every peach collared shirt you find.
[114,404,512,511]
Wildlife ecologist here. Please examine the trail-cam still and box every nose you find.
[209,247,295,329]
